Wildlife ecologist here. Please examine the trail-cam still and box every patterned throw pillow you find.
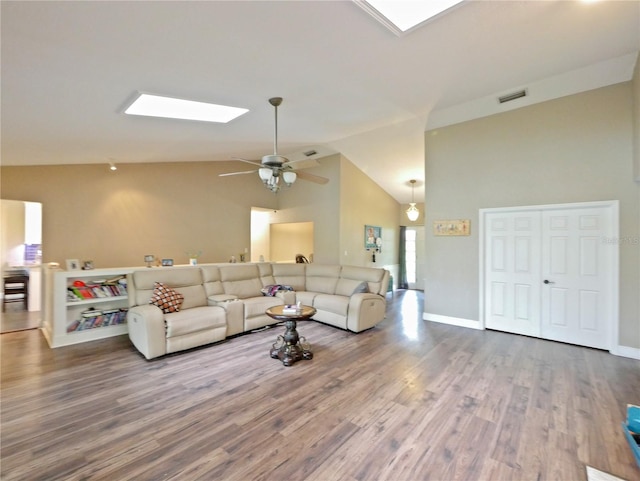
[149,282,184,313]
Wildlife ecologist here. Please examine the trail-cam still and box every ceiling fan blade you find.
[296,170,329,184]
[232,157,263,167]
[219,169,258,177]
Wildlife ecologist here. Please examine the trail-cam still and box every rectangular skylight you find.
[124,93,248,123]
[357,0,465,34]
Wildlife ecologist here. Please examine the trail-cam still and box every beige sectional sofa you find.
[127,262,390,359]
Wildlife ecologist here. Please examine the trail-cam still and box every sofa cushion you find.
[313,293,349,316]
[149,282,184,314]
[271,263,307,291]
[243,296,284,319]
[164,306,226,337]
[130,267,206,308]
[305,264,340,294]
[219,265,264,299]
[336,265,385,297]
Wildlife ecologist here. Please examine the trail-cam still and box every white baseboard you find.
[610,344,640,360]
[423,312,482,330]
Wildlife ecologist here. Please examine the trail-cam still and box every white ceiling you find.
[2,0,639,203]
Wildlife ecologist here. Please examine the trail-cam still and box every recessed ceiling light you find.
[356,0,465,35]
[124,93,249,123]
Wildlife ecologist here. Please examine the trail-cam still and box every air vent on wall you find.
[498,89,527,104]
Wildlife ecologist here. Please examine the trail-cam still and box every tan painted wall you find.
[424,82,640,350]
[270,221,314,263]
[1,154,399,271]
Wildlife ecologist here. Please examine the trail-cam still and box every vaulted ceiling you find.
[2,1,638,202]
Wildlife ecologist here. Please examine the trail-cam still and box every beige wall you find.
[1,154,399,271]
[634,55,640,182]
[1,200,26,274]
[424,82,640,350]
[270,221,313,262]
[339,155,400,269]
[1,161,279,267]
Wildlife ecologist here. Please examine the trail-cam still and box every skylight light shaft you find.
[125,93,248,123]
[364,0,465,32]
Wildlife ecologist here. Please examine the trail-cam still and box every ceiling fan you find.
[219,97,330,193]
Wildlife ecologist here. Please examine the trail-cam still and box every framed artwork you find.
[433,219,470,236]
[365,225,382,249]
[82,260,94,270]
[161,258,174,267]
[65,259,80,271]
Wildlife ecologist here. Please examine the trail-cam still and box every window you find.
[405,229,416,284]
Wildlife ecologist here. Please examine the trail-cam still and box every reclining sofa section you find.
[127,263,390,359]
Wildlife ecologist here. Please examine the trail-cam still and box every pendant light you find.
[406,179,419,221]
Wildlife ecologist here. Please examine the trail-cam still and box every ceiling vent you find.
[498,89,527,104]
[303,149,318,157]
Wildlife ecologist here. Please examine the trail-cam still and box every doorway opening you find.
[1,199,43,333]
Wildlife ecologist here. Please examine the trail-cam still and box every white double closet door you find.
[482,201,617,350]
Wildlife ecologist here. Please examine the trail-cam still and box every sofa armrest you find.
[347,293,386,332]
[127,304,166,360]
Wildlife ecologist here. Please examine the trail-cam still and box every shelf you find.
[43,265,135,348]
[66,296,128,307]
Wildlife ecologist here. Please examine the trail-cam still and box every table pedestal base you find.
[270,319,313,366]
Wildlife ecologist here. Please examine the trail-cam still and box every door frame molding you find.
[479,200,619,352]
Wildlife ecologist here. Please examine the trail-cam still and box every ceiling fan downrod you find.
[269,97,282,156]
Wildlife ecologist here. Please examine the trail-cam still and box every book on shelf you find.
[66,279,128,301]
[67,307,128,333]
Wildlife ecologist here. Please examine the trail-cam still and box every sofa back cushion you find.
[129,267,207,309]
[257,263,276,287]
[336,266,386,297]
[305,264,340,295]
[271,263,307,291]
[219,264,263,299]
[201,265,224,296]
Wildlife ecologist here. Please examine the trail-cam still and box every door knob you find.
[544,279,554,284]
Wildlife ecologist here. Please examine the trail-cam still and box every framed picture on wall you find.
[433,219,470,236]
[365,225,382,249]
[65,259,80,271]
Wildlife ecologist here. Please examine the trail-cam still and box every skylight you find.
[357,0,465,35]
[124,93,248,123]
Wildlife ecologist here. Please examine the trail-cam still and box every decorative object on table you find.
[365,225,382,262]
[406,179,420,221]
[185,250,202,266]
[229,255,237,263]
[219,97,330,194]
[161,258,173,267]
[65,259,80,271]
[82,260,94,270]
[144,255,155,268]
[433,219,470,236]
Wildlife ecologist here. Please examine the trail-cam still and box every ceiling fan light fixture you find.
[259,167,272,182]
[283,171,297,185]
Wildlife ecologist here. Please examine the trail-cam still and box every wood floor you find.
[0,303,40,333]
[1,290,639,481]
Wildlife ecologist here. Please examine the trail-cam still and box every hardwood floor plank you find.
[1,290,639,481]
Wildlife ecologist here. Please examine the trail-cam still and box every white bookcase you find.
[42,265,135,348]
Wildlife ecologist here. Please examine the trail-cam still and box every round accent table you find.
[266,304,316,367]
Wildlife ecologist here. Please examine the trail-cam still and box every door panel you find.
[541,207,611,349]
[483,203,614,350]
[485,212,541,337]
